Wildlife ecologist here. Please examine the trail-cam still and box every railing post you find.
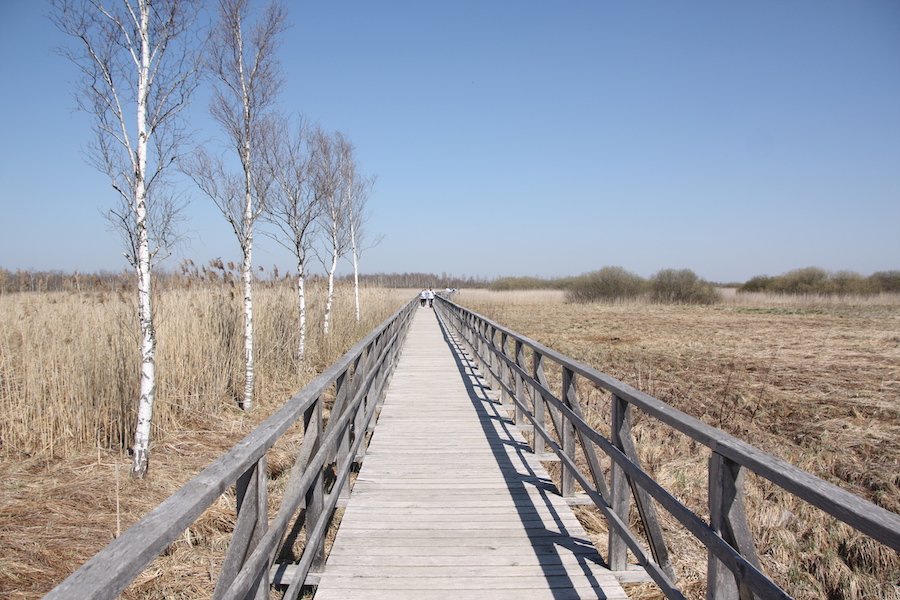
[213,455,269,600]
[332,370,349,462]
[251,459,269,600]
[532,351,549,458]
[304,396,326,573]
[560,367,577,498]
[708,452,763,600]
[564,381,613,503]
[500,332,512,408]
[353,347,371,463]
[335,370,354,505]
[476,320,488,380]
[514,339,526,428]
[608,394,674,579]
[489,326,500,392]
[609,394,631,571]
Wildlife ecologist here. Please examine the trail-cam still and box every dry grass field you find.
[0,281,410,599]
[2,283,898,599]
[456,289,900,600]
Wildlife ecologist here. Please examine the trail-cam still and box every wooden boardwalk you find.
[313,307,629,600]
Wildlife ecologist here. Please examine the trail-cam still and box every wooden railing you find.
[435,296,900,600]
[44,298,418,600]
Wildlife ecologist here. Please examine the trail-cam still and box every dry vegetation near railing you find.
[456,290,900,600]
[0,282,408,599]
[0,281,407,458]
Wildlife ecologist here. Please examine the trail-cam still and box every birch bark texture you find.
[198,0,288,410]
[50,0,201,478]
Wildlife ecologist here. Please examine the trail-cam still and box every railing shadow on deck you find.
[43,298,419,600]
[434,295,900,600]
[434,310,608,598]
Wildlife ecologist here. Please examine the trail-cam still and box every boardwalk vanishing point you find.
[313,307,630,600]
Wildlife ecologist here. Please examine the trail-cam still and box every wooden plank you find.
[324,552,607,567]
[317,576,624,591]
[311,309,629,600]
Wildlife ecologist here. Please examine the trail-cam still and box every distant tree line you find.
[352,272,491,289]
[560,267,720,305]
[484,266,900,304]
[5,265,898,300]
[0,268,129,294]
[0,262,342,295]
[738,267,900,295]
[484,267,719,304]
[0,266,488,295]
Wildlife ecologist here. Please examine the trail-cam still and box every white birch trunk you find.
[349,217,361,322]
[131,0,155,478]
[323,244,337,336]
[352,246,360,323]
[323,196,340,336]
[242,147,255,411]
[296,255,306,367]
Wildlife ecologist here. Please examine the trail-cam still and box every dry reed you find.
[0,282,407,459]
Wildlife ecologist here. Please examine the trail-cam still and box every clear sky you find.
[1,1,898,283]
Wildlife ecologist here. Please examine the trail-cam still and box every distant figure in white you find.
[420,288,427,308]
[426,288,435,308]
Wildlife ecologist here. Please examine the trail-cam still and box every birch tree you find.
[341,155,378,323]
[193,0,287,410]
[50,0,202,478]
[310,128,350,336]
[261,113,320,367]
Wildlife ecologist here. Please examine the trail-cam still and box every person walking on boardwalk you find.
[420,288,427,307]
[426,287,435,308]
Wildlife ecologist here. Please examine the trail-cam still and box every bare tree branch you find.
[260,112,320,366]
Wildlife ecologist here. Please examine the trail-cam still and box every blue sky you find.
[1,1,898,283]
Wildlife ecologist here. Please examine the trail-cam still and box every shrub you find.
[769,267,831,294]
[650,268,720,304]
[565,266,646,303]
[748,267,885,296]
[552,276,579,290]
[831,270,877,295]
[738,275,775,293]
[488,276,552,291]
[870,270,900,293]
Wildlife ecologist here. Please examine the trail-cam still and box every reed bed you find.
[457,290,900,600]
[0,281,409,599]
[0,282,407,459]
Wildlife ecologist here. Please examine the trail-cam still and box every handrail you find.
[44,297,418,600]
[434,296,900,600]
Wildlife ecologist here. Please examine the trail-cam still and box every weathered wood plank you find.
[311,308,629,600]
[323,552,607,566]
[317,575,624,591]
[314,590,621,600]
